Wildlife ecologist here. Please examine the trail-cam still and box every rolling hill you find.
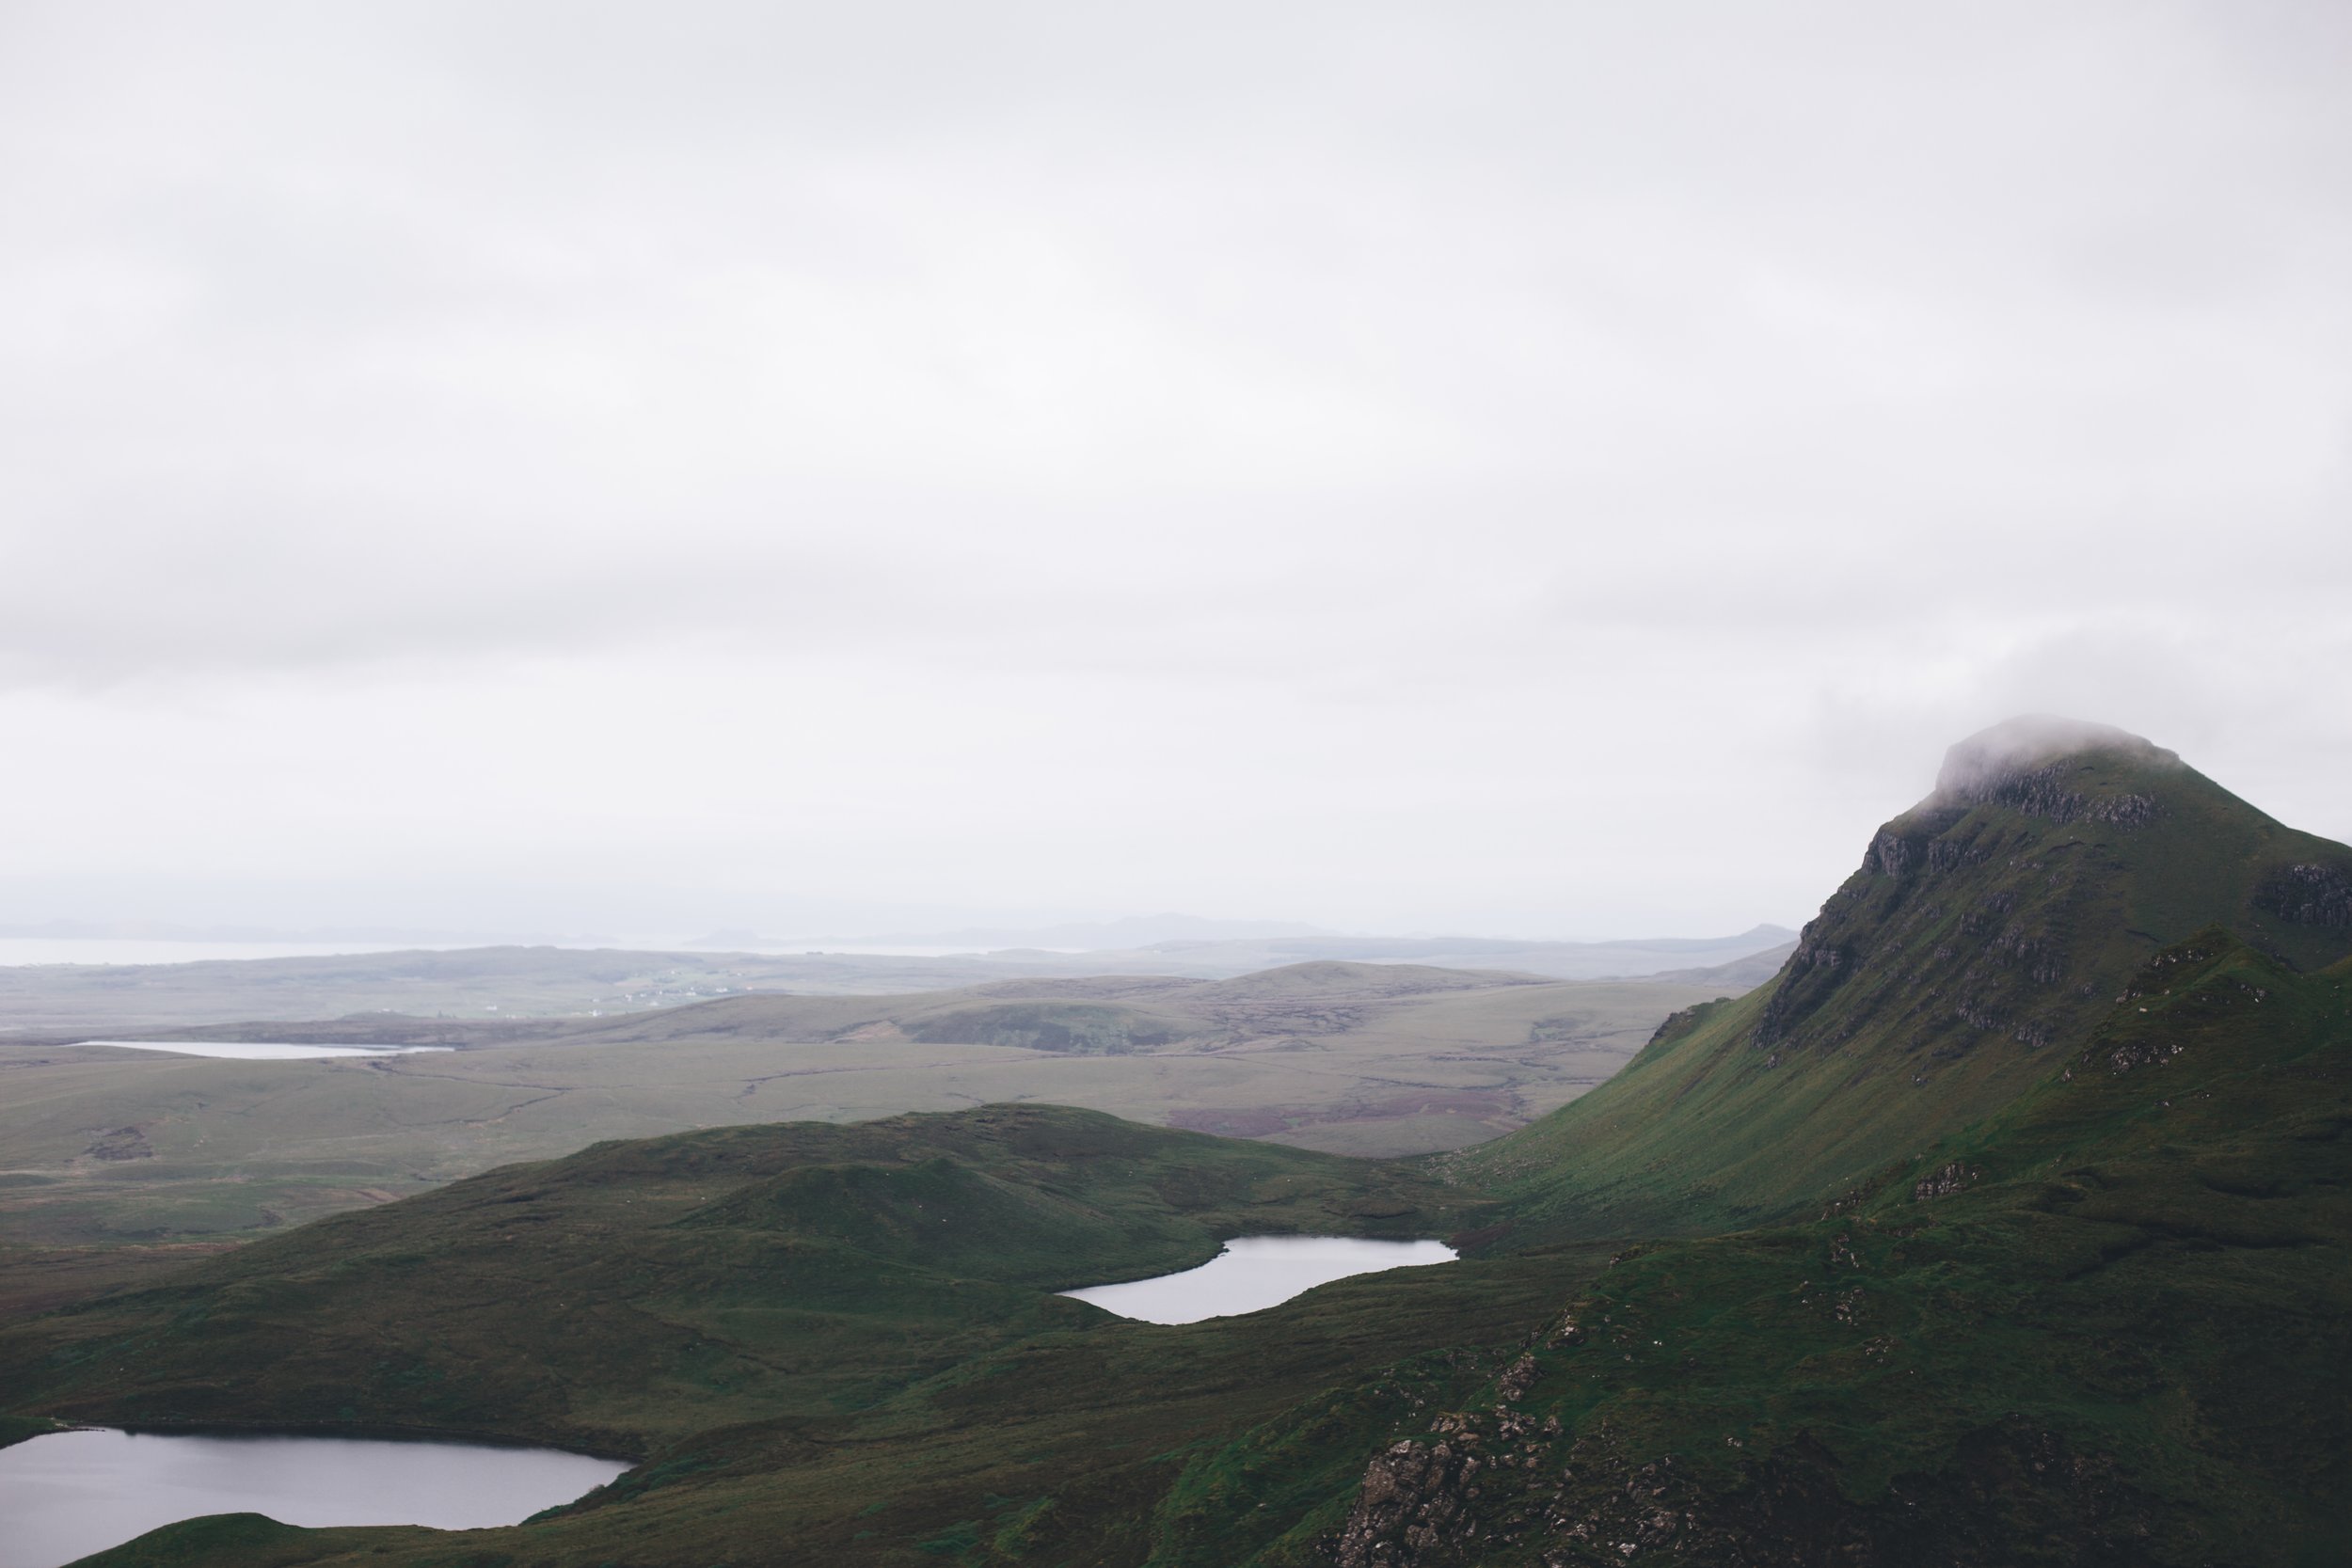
[0,964,1724,1288]
[8,717,2350,1566]
[0,928,1798,1036]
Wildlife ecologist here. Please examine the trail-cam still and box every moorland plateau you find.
[0,961,1744,1316]
[4,717,2349,1565]
[0,928,1793,1035]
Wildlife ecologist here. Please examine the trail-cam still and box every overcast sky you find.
[2,1,2346,941]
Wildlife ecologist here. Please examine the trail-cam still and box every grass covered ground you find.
[11,726,2351,1565]
[0,968,1718,1278]
[0,1107,1480,1450]
[1260,934,2352,1565]
[30,937,2352,1566]
[6,1106,1581,1566]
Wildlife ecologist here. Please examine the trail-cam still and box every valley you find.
[0,964,1734,1315]
[5,721,2350,1566]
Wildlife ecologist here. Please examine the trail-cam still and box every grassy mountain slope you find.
[67,1246,1583,1568]
[1462,719,2352,1240]
[21,718,2352,1567]
[1200,932,2352,1566]
[10,1106,1582,1568]
[0,1105,1468,1456]
[51,932,2352,1568]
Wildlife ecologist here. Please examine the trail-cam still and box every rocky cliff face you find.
[1461,717,2352,1241]
[2253,861,2352,928]
[1750,718,2350,1073]
[1927,714,2176,816]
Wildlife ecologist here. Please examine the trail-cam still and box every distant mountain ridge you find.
[0,928,1800,1037]
[755,913,1336,949]
[1127,923,1798,970]
[691,918,1802,981]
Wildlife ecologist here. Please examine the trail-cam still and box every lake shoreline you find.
[87,1417,644,1465]
[0,1426,633,1568]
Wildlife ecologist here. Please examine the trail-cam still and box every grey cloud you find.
[1932,715,2179,803]
[0,2,2347,934]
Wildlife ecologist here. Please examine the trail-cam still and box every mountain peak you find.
[1931,714,2179,805]
[1469,718,2352,1236]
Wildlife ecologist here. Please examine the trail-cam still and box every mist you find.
[2,2,2347,941]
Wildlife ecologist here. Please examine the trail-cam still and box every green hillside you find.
[0,1105,1470,1453]
[8,1106,1578,1568]
[1153,930,2352,1565]
[1461,718,2352,1239]
[11,718,2351,1566]
[0,964,1709,1289]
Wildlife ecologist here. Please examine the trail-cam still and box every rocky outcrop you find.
[1930,716,2175,827]
[1643,999,1727,1049]
[1865,810,1976,879]
[1932,753,2158,829]
[86,1124,154,1162]
[1950,764,2158,829]
[1749,924,1853,1049]
[1327,1413,2151,1567]
[1327,1353,1567,1567]
[1740,721,2225,1065]
[1326,1437,1484,1567]
[1913,1161,1976,1201]
[2101,1032,2185,1075]
[2253,861,2352,927]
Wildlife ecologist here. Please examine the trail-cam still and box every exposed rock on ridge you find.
[1929,714,2177,809]
[2253,861,2352,927]
[1460,716,2352,1243]
[1751,716,2340,1063]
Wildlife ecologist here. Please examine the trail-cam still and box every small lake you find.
[74,1041,456,1061]
[0,1428,630,1568]
[1059,1235,1456,1324]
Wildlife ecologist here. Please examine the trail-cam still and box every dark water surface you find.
[0,1428,629,1568]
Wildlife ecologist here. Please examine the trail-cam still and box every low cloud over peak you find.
[1933,715,2182,802]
